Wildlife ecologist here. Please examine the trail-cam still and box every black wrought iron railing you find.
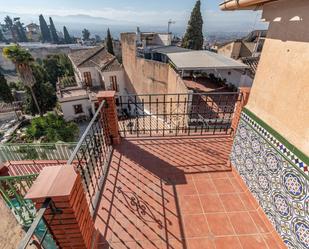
[67,99,113,214]
[18,198,61,249]
[117,92,242,137]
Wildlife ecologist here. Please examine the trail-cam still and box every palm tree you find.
[3,44,42,116]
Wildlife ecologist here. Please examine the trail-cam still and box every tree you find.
[25,63,57,115]
[63,26,71,44]
[0,71,14,103]
[182,0,204,50]
[42,54,74,87]
[49,17,59,44]
[0,29,5,42]
[14,19,28,42]
[26,113,79,143]
[3,45,41,115]
[39,14,51,43]
[106,28,114,55]
[82,28,90,40]
[4,16,17,42]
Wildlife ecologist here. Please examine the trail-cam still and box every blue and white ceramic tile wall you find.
[231,113,309,249]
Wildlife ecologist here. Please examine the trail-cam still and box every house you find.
[57,46,126,121]
[121,31,252,97]
[214,30,267,76]
[25,23,41,42]
[7,1,309,249]
[220,0,309,248]
[215,30,267,60]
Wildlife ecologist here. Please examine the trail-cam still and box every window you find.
[83,72,92,87]
[73,104,83,114]
[110,75,118,92]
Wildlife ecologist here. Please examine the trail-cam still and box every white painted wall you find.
[60,98,92,121]
[78,67,102,87]
[182,69,253,88]
[101,70,127,95]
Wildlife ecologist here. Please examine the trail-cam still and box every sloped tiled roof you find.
[101,58,122,72]
[69,46,119,69]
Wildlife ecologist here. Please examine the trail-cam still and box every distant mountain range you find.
[0,11,267,39]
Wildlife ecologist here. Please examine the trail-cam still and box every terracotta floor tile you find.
[262,233,285,249]
[194,179,217,194]
[183,214,210,237]
[136,240,164,249]
[220,193,246,212]
[165,239,186,249]
[209,171,229,179]
[179,195,203,215]
[94,137,286,249]
[192,172,211,180]
[111,218,139,243]
[249,211,270,233]
[229,177,246,193]
[206,213,235,236]
[175,182,197,196]
[164,214,183,240]
[214,236,242,249]
[199,194,225,213]
[212,178,236,193]
[187,238,216,249]
[135,220,164,242]
[238,192,256,211]
[239,235,269,249]
[228,212,259,235]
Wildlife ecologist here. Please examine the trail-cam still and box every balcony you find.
[14,90,287,249]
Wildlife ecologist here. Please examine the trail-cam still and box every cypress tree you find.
[4,16,17,42]
[49,17,59,44]
[0,29,5,42]
[0,71,14,103]
[15,20,28,42]
[182,0,204,50]
[39,14,51,43]
[63,26,71,44]
[82,29,90,41]
[106,28,114,55]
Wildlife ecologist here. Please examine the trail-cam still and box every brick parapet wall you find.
[231,87,251,136]
[97,91,121,145]
[26,166,97,249]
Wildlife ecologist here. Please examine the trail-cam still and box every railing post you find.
[97,91,121,145]
[25,166,98,249]
[231,87,251,136]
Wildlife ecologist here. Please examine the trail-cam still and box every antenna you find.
[168,19,176,34]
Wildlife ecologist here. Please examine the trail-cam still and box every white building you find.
[57,46,126,121]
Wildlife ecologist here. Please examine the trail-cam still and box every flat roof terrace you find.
[94,136,285,249]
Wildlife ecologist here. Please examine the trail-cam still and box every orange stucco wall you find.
[121,33,188,95]
[246,0,309,154]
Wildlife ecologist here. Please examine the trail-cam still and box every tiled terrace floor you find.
[94,136,285,249]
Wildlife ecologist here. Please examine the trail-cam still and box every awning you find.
[167,51,249,71]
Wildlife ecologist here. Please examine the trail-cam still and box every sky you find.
[0,0,267,34]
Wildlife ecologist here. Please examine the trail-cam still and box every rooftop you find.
[13,91,287,249]
[167,51,249,71]
[95,136,284,249]
[150,46,190,54]
[68,46,121,71]
[183,77,230,93]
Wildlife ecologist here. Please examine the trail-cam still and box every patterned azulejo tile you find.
[231,114,309,249]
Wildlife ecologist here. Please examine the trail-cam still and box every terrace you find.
[7,90,286,249]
